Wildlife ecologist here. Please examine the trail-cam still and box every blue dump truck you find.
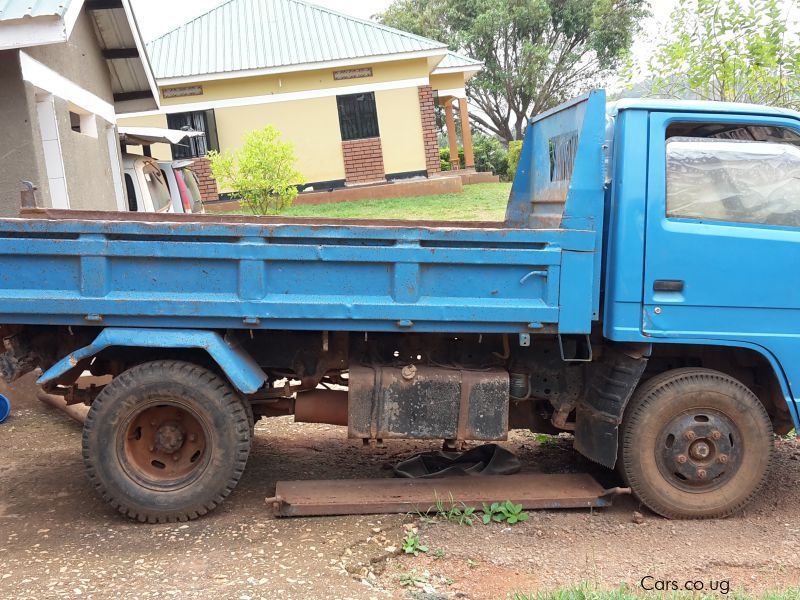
[2,90,800,522]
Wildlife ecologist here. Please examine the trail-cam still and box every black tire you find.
[620,368,772,519]
[82,360,251,523]
[243,395,255,441]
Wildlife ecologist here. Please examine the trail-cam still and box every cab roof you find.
[609,98,800,120]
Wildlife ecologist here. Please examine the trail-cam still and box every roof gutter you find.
[431,65,483,76]
[155,47,449,86]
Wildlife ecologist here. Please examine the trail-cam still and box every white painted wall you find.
[35,94,70,209]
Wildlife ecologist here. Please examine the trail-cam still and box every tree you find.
[381,0,648,142]
[645,0,800,109]
[208,126,304,215]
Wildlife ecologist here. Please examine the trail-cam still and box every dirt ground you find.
[2,373,800,600]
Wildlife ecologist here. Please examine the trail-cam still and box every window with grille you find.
[166,110,219,159]
[336,92,380,141]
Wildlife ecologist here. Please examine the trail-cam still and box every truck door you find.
[642,112,800,348]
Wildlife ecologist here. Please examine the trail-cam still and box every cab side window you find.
[665,124,800,228]
[124,173,137,212]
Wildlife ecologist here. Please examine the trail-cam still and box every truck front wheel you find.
[82,360,251,523]
[620,368,772,519]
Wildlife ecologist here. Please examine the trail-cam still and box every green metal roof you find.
[0,0,73,22]
[433,51,483,72]
[147,0,449,81]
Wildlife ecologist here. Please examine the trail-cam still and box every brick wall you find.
[342,137,385,184]
[418,85,441,176]
[190,157,219,202]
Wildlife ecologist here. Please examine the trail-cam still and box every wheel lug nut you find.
[718,454,728,464]
[711,430,722,440]
[189,434,196,442]
[172,454,180,462]
[676,455,687,464]
[684,431,696,441]
[149,445,155,452]
[697,468,707,479]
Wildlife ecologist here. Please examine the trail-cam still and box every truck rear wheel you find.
[82,360,251,523]
[620,368,772,519]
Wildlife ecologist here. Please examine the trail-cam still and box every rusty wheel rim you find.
[120,402,209,491]
[655,408,740,494]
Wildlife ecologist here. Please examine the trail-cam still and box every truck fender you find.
[37,328,267,395]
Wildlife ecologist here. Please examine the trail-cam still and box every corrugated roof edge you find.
[0,0,85,51]
[118,0,160,111]
[153,48,449,86]
[0,0,73,22]
[432,51,483,73]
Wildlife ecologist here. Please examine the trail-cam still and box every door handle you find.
[653,280,684,292]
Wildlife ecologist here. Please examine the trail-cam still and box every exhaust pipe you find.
[37,390,88,425]
[294,389,347,426]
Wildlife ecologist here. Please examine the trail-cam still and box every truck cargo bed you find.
[0,208,596,334]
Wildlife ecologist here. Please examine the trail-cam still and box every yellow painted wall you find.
[117,113,173,160]
[375,87,426,174]
[118,56,446,183]
[160,58,432,107]
[121,86,429,183]
[215,96,346,184]
[430,72,466,92]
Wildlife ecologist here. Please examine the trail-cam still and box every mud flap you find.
[574,344,650,468]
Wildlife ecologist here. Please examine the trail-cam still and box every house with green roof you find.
[119,0,482,200]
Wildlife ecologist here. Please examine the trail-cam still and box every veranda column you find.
[443,98,460,170]
[458,97,474,169]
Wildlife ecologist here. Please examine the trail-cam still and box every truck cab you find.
[1,91,799,523]
[158,160,205,215]
[602,99,800,434]
[122,153,173,213]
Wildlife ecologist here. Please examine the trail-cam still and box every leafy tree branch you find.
[382,0,648,142]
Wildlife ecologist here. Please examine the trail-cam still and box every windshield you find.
[142,164,172,212]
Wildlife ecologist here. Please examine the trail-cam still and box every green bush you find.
[208,125,304,215]
[440,134,509,178]
[507,140,523,179]
[473,133,508,178]
[439,146,465,171]
[439,147,451,171]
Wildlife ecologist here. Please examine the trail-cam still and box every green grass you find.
[509,586,800,600]
[225,182,511,221]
